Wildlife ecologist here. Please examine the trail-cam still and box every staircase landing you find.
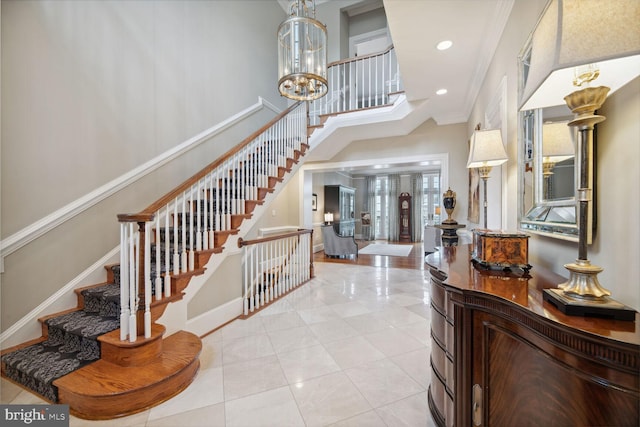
[54,330,201,420]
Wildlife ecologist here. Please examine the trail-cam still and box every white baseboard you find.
[185,297,244,337]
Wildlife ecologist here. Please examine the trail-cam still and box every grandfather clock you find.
[399,192,411,242]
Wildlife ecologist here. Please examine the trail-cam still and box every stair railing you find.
[237,229,314,315]
[308,45,402,126]
[117,101,308,342]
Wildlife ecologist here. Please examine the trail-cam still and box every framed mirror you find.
[517,41,593,243]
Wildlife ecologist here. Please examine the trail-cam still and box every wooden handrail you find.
[237,229,312,248]
[327,44,394,68]
[119,101,306,220]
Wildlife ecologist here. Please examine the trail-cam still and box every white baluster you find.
[120,223,130,341]
[129,223,137,342]
[179,194,186,272]
[155,213,162,301]
[188,188,195,271]
[173,201,180,276]
[196,180,202,252]
[164,204,172,298]
[144,222,151,339]
[243,245,248,315]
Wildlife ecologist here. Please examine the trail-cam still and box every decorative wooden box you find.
[471,229,531,272]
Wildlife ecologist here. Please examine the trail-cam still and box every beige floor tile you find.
[277,344,340,384]
[291,372,371,426]
[323,336,386,369]
[328,410,387,427]
[147,366,224,421]
[260,311,306,332]
[0,378,23,403]
[345,358,424,408]
[309,318,360,344]
[199,338,223,370]
[376,391,437,427]
[267,325,320,353]
[363,327,425,357]
[391,348,432,389]
[328,301,372,318]
[399,318,431,346]
[297,305,340,325]
[219,317,266,341]
[70,410,149,427]
[145,402,225,427]
[222,354,288,401]
[221,333,275,365]
[343,312,393,334]
[225,386,305,427]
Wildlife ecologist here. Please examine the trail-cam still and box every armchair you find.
[321,225,358,258]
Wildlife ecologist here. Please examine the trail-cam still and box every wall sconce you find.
[467,129,508,229]
[520,0,639,319]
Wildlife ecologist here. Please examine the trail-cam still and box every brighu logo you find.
[1,405,68,426]
[4,408,46,424]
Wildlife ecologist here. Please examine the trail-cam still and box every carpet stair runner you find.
[1,270,122,402]
[1,220,208,404]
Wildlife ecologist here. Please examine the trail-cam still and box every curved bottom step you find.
[54,330,202,420]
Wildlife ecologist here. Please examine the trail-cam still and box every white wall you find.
[1,0,286,329]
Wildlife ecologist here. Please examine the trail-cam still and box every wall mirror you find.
[517,41,592,243]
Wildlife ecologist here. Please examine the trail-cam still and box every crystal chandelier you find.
[277,0,328,101]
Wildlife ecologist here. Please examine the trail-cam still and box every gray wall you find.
[1,0,286,329]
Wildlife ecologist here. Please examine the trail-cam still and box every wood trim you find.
[237,229,312,247]
[327,44,394,68]
[139,101,306,216]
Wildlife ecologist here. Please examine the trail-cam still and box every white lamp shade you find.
[324,212,333,222]
[467,129,508,168]
[520,0,640,111]
[542,122,574,162]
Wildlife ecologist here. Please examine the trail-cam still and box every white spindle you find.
[243,246,248,315]
[120,224,130,341]
[196,180,202,252]
[155,213,162,301]
[189,189,195,271]
[164,205,172,298]
[144,222,151,339]
[129,223,137,342]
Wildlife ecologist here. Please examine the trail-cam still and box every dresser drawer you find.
[431,339,446,380]
[445,319,454,356]
[446,354,454,394]
[431,279,446,312]
[430,370,446,419]
[431,305,446,347]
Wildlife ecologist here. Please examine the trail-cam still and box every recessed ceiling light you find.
[436,40,453,51]
[436,89,448,95]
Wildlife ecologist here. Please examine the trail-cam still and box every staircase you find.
[1,102,311,419]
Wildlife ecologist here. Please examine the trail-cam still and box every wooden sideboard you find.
[426,245,640,427]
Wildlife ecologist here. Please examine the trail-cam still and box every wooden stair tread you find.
[54,330,201,396]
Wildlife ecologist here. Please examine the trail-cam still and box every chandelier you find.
[277,0,328,101]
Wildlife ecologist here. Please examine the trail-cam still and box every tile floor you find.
[1,262,438,427]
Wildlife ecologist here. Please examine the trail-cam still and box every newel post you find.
[118,213,155,339]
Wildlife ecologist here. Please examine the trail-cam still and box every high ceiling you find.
[279,0,516,174]
[279,0,514,125]
[383,0,514,125]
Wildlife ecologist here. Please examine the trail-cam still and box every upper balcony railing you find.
[308,45,402,126]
